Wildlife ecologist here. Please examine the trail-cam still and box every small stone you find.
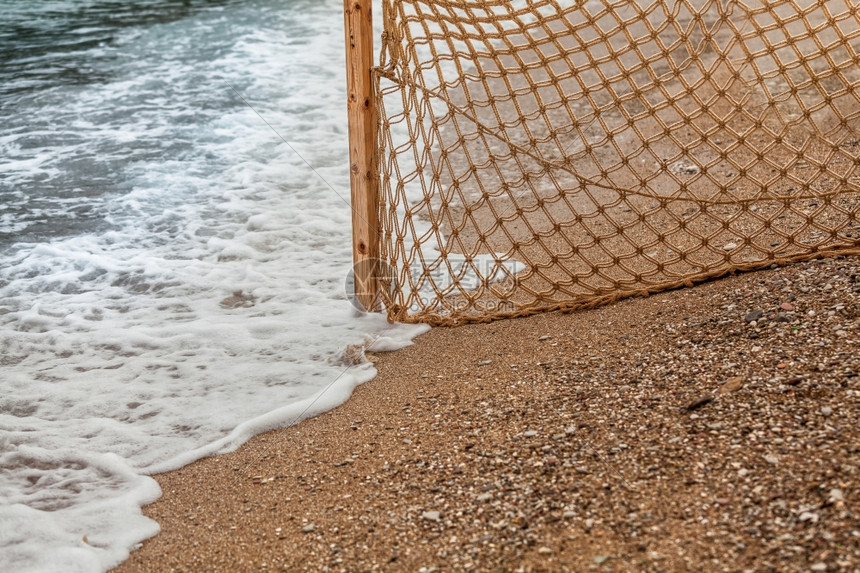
[538,335,551,341]
[821,406,833,417]
[584,518,595,529]
[780,302,794,311]
[477,360,493,366]
[565,425,577,435]
[575,466,590,474]
[799,511,819,523]
[563,511,576,519]
[538,547,553,555]
[764,454,779,465]
[421,511,441,522]
[476,493,493,503]
[828,488,844,503]
[724,242,738,251]
[671,161,700,175]
[302,524,316,533]
[719,376,744,394]
[809,564,827,572]
[402,438,413,445]
[745,309,764,322]
[594,555,609,564]
[523,430,538,438]
[685,394,714,411]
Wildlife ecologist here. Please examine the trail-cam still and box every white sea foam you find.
[0,1,427,571]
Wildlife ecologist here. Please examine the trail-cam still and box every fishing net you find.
[373,0,860,325]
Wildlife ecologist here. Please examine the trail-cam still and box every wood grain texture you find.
[344,0,380,311]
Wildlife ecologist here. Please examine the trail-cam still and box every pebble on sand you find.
[744,309,764,322]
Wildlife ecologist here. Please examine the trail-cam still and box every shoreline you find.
[116,256,858,572]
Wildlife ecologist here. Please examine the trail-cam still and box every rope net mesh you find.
[374,0,860,325]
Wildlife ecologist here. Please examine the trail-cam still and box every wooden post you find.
[344,0,381,312]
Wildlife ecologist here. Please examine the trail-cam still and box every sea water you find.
[0,1,427,571]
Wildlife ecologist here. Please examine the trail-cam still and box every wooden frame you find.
[343,0,381,311]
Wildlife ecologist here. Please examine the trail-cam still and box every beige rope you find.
[375,0,860,326]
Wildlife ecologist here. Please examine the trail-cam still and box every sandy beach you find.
[116,255,858,573]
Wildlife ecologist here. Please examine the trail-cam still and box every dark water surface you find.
[0,0,245,247]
